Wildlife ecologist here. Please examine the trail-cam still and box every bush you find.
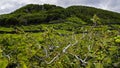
[67,16,87,24]
[5,17,18,25]
[19,14,47,25]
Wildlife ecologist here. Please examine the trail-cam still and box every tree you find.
[91,14,101,26]
[5,16,18,25]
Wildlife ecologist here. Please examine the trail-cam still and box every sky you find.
[0,0,120,14]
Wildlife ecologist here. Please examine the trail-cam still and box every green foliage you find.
[0,4,120,26]
[0,59,8,68]
[0,3,120,68]
[0,48,8,68]
[18,13,47,25]
[94,63,103,68]
[66,6,120,24]
[0,23,119,68]
[114,35,120,43]
[91,14,101,25]
[13,4,63,13]
[5,16,18,25]
[67,16,87,24]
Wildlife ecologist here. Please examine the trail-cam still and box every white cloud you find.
[0,0,120,14]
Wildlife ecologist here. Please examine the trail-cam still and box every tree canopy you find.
[0,4,120,26]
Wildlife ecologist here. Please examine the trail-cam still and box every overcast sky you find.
[0,0,120,14]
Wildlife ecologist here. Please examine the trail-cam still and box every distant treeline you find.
[0,4,120,26]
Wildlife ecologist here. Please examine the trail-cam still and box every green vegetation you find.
[0,4,120,68]
[0,4,120,26]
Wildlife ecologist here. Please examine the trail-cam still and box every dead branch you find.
[63,40,78,53]
[45,53,60,64]
[75,55,88,64]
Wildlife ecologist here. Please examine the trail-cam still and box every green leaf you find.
[108,46,117,51]
[21,62,27,68]
[0,59,8,68]
[104,57,112,64]
[0,49,3,53]
[95,63,103,68]
[115,39,120,43]
[86,62,94,68]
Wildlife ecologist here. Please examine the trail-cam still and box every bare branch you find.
[75,55,87,64]
[63,44,71,53]
[43,47,49,58]
[45,53,60,64]
[63,41,78,53]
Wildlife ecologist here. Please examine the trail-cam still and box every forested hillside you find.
[0,4,120,26]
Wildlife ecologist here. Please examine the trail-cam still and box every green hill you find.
[0,4,120,26]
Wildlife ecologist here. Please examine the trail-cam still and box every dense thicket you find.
[0,4,120,26]
[0,4,120,68]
